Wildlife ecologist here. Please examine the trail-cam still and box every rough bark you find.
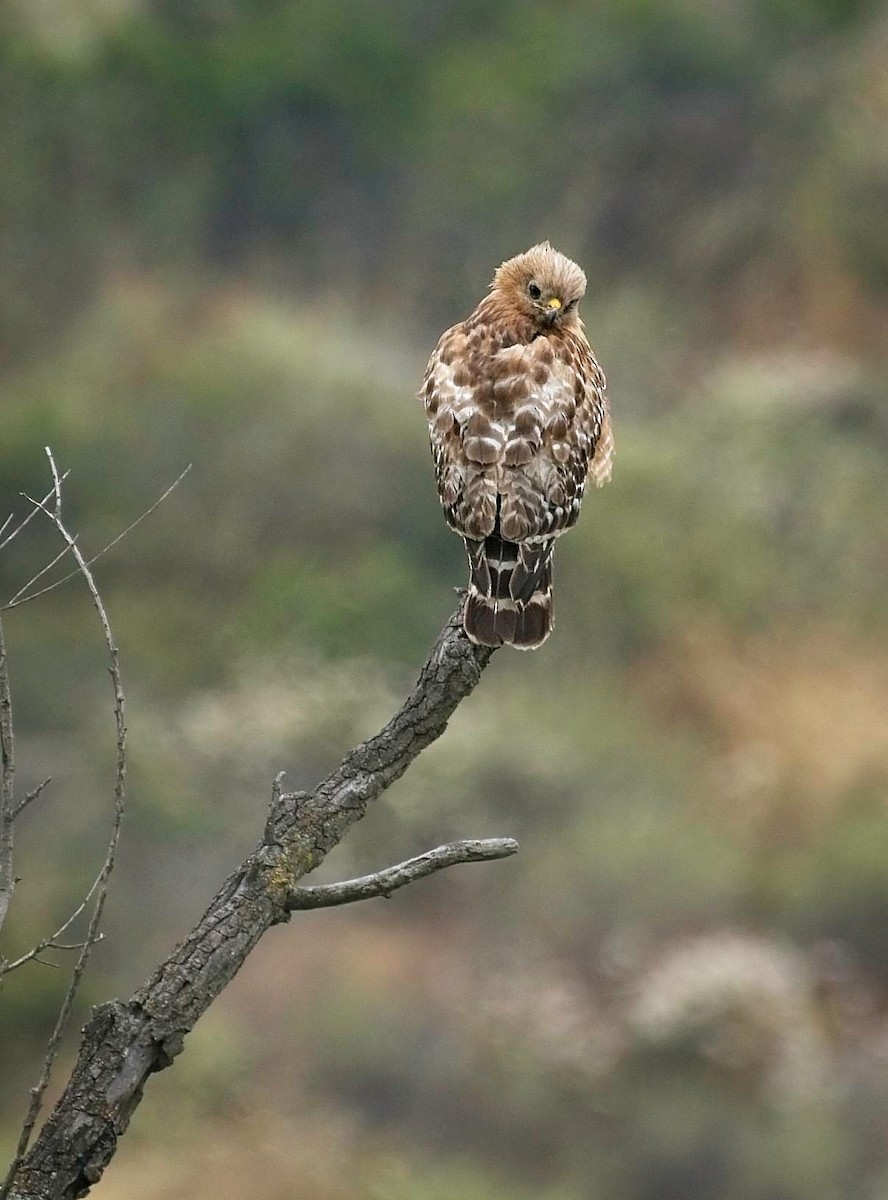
[8,602,496,1200]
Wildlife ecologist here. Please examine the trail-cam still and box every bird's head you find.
[491,242,587,331]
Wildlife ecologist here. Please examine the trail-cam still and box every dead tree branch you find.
[1,450,129,1200]
[286,838,519,910]
[4,593,502,1200]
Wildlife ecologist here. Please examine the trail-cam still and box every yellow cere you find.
[547,296,562,309]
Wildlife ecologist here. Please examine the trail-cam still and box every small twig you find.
[3,464,192,611]
[0,449,128,1199]
[0,513,13,541]
[11,776,52,821]
[0,476,71,554]
[286,838,520,911]
[3,937,100,975]
[5,539,79,608]
[264,771,287,844]
[0,616,15,939]
[0,868,105,977]
[46,452,62,515]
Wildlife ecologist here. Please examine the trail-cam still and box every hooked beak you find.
[542,296,563,324]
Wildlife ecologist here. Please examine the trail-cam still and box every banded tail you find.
[463,533,554,650]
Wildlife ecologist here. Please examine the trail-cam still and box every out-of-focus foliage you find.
[1,1,886,1198]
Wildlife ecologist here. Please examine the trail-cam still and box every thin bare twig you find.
[0,449,128,1200]
[3,937,102,974]
[0,868,106,977]
[5,540,79,609]
[0,616,15,939]
[11,777,52,821]
[46,454,62,514]
[0,477,71,554]
[286,838,520,910]
[3,464,192,611]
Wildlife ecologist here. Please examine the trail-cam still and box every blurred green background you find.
[1,1,887,1197]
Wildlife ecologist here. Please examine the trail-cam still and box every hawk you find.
[420,242,613,649]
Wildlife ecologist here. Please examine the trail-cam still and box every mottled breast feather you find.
[420,311,610,544]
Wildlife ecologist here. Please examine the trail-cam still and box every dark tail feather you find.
[512,594,551,649]
[463,535,553,650]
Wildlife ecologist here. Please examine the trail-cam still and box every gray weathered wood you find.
[7,602,497,1199]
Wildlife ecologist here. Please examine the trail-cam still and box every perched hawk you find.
[420,243,613,649]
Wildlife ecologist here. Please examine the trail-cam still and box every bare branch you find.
[0,477,71,554]
[12,778,52,821]
[0,868,105,977]
[0,451,128,1200]
[3,464,192,611]
[2,936,103,975]
[5,541,79,609]
[46,451,62,516]
[287,838,520,910]
[264,771,288,844]
[0,616,15,939]
[6,599,501,1200]
[5,540,79,604]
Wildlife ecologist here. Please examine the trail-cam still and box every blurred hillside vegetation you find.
[1,1,887,1198]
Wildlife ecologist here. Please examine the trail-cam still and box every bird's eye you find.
[564,298,578,311]
[528,282,542,300]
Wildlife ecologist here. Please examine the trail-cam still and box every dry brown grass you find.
[99,1105,363,1200]
[637,621,888,836]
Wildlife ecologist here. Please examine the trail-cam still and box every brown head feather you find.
[487,243,587,333]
